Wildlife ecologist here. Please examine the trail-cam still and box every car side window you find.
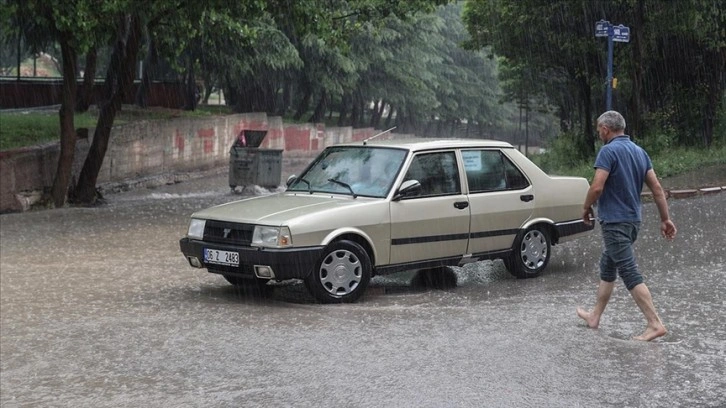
[502,154,529,190]
[403,151,461,197]
[463,149,529,193]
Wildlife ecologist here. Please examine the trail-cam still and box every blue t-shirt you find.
[594,135,652,223]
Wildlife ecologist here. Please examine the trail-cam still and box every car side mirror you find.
[286,175,297,187]
[393,179,421,201]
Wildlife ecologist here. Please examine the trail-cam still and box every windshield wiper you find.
[328,178,357,198]
[296,177,312,193]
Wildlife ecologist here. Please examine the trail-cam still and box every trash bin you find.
[228,130,283,189]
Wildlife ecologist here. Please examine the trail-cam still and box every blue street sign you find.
[613,25,630,43]
[595,20,610,37]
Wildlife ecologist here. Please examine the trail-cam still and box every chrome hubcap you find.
[520,230,548,270]
[319,249,362,296]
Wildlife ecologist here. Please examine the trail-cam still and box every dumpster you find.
[229,130,283,190]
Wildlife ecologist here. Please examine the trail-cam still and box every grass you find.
[0,105,234,150]
[531,142,726,182]
[0,111,98,150]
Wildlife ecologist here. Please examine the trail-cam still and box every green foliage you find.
[0,107,232,150]
[650,145,726,179]
[637,108,678,155]
[463,0,726,158]
[0,112,96,150]
[530,131,596,178]
[532,129,726,181]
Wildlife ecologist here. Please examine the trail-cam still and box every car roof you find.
[336,137,514,152]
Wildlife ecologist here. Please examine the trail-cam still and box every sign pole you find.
[595,20,629,112]
[606,27,614,111]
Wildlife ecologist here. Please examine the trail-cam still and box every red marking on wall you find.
[174,130,185,153]
[284,127,311,151]
[197,128,215,153]
[352,129,372,141]
[260,128,282,149]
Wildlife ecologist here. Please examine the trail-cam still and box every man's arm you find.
[644,169,677,239]
[582,168,609,225]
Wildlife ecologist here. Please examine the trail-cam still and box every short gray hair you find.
[597,111,626,131]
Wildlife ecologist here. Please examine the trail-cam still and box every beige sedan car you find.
[180,139,593,303]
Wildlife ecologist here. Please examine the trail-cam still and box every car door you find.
[389,151,470,265]
[462,149,534,255]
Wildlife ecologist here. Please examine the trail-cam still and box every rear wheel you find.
[505,226,551,279]
[304,240,371,303]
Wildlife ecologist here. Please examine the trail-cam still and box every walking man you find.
[577,110,676,341]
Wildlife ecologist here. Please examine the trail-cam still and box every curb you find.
[641,186,725,201]
[9,176,725,213]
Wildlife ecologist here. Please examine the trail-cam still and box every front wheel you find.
[505,226,551,279]
[304,240,372,303]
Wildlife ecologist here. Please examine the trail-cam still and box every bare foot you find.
[633,325,667,341]
[576,307,599,329]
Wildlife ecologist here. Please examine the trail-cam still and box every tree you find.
[463,0,603,156]
[72,1,270,203]
[10,0,104,207]
[70,12,143,203]
[463,0,726,157]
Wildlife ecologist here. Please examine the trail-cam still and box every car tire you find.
[304,240,372,304]
[506,225,551,279]
[222,274,272,296]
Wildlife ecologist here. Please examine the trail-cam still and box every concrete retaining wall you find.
[0,112,386,212]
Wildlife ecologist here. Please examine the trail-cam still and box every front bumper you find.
[179,237,324,280]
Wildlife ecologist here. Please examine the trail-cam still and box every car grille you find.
[203,220,255,246]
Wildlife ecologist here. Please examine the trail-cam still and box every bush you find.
[531,131,595,179]
[531,129,726,181]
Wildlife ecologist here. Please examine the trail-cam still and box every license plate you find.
[203,248,239,266]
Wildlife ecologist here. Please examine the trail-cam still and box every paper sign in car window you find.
[462,150,482,171]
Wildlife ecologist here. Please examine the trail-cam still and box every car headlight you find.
[187,218,206,240]
[252,226,292,248]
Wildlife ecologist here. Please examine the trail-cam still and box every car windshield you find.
[287,146,407,198]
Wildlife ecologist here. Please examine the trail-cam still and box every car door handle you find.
[520,194,534,202]
[454,201,469,209]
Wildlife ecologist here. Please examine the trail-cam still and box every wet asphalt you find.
[1,172,724,407]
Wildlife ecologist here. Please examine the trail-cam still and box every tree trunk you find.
[308,91,327,123]
[350,93,361,126]
[49,33,79,208]
[72,14,142,205]
[183,50,197,111]
[524,104,530,158]
[702,48,725,147]
[580,78,595,157]
[337,93,350,126]
[135,29,156,108]
[279,82,292,116]
[384,105,395,128]
[293,81,312,120]
[370,100,386,129]
[75,47,97,113]
[627,0,646,140]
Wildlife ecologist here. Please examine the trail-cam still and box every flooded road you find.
[1,172,724,407]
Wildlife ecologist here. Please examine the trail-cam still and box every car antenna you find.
[363,127,396,145]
